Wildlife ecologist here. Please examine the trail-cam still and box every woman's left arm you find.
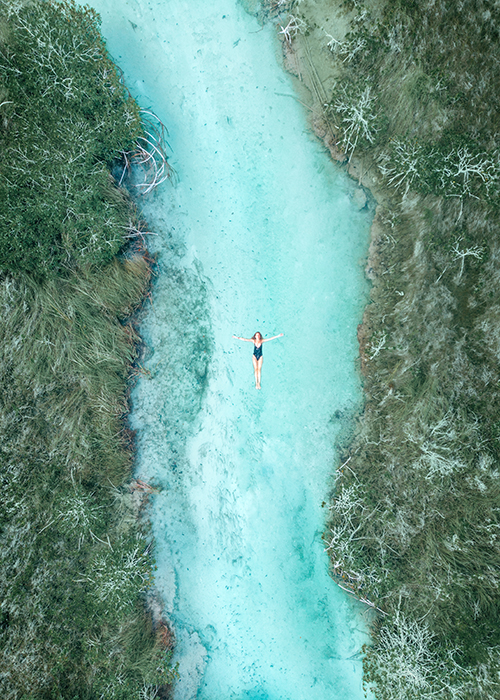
[263,333,284,342]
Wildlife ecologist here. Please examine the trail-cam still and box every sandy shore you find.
[273,2,395,374]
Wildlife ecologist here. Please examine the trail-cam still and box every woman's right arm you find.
[233,335,252,342]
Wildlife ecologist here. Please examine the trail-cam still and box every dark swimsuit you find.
[253,343,263,361]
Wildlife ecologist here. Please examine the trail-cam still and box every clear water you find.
[87,1,373,697]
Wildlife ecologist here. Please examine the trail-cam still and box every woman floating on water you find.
[232,331,284,389]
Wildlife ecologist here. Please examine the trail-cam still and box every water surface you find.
[87,1,373,697]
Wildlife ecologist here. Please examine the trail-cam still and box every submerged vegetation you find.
[0,1,175,698]
[268,0,500,697]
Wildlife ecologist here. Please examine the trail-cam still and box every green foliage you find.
[363,611,494,700]
[295,0,500,697]
[327,219,500,696]
[0,260,177,700]
[323,0,500,208]
[0,0,142,275]
[0,1,176,697]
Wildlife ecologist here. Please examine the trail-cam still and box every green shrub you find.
[298,0,500,697]
[0,2,176,697]
[0,259,178,700]
[0,0,142,275]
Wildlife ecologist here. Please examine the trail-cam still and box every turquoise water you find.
[87,1,373,697]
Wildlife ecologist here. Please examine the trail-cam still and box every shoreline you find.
[277,24,383,377]
[274,12,400,382]
[0,3,178,697]
[272,2,500,698]
[269,0,386,635]
[125,245,178,695]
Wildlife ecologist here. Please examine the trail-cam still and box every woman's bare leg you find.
[256,357,263,389]
[252,355,259,388]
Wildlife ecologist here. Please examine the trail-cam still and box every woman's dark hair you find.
[252,331,263,340]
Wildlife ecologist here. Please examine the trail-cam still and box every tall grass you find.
[0,1,176,698]
[0,0,143,275]
[0,258,178,700]
[283,0,500,697]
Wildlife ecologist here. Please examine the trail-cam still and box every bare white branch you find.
[332,85,378,160]
[368,332,386,359]
[378,140,426,197]
[121,110,173,194]
[278,15,306,45]
[451,240,484,283]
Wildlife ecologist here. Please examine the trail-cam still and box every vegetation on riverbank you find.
[0,2,175,698]
[266,0,500,697]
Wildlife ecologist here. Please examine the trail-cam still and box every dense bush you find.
[0,263,177,699]
[281,0,500,697]
[0,0,142,276]
[0,2,176,698]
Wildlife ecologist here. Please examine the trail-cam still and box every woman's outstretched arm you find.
[232,335,254,342]
[262,333,284,342]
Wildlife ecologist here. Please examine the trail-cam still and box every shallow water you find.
[87,1,373,697]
